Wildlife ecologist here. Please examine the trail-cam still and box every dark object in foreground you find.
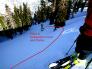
[75,0,92,60]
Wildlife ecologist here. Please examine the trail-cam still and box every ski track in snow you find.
[0,9,92,69]
[10,26,64,69]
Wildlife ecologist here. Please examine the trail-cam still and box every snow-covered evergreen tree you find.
[80,0,87,12]
[5,4,16,29]
[13,6,21,28]
[66,0,72,20]
[40,0,46,22]
[54,0,68,28]
[0,16,7,30]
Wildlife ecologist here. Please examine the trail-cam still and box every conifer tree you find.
[27,7,32,26]
[0,16,7,30]
[71,0,79,18]
[13,6,21,28]
[36,6,41,24]
[45,6,52,20]
[12,3,32,33]
[76,0,83,12]
[81,0,87,12]
[48,3,55,25]
[12,5,23,34]
[19,5,23,27]
[40,0,46,22]
[33,12,37,25]
[23,3,28,26]
[54,0,68,29]
[66,0,72,20]
[71,0,78,17]
[21,3,32,30]
[5,4,16,29]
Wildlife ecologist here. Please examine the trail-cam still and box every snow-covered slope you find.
[0,10,92,69]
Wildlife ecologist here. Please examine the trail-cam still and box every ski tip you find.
[49,63,58,69]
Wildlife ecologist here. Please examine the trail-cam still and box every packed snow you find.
[0,8,92,69]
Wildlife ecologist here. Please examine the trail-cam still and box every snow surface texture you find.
[0,8,92,69]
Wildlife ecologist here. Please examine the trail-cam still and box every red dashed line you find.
[10,27,64,69]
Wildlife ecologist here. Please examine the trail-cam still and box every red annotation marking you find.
[30,32,53,42]
[10,27,64,69]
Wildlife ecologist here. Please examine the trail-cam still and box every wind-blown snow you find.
[0,8,92,69]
